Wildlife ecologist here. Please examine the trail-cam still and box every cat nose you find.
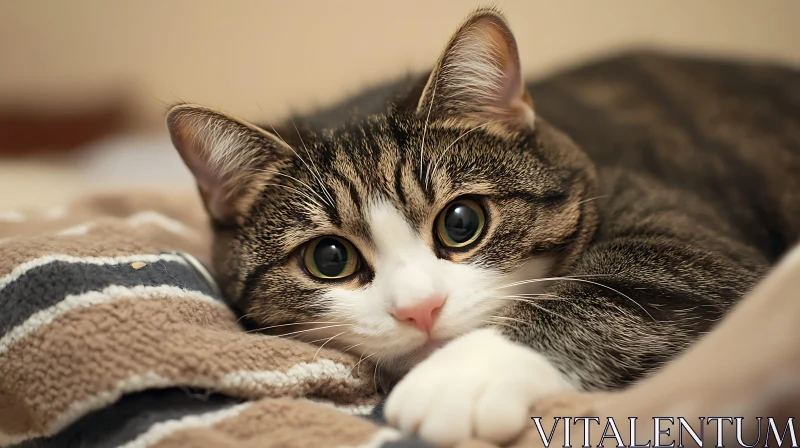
[391,294,446,334]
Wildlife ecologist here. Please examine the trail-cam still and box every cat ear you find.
[166,104,289,223]
[417,9,534,130]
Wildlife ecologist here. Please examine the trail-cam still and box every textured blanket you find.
[1,191,797,448]
[0,191,404,448]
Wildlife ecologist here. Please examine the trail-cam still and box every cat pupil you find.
[444,204,479,243]
[313,238,348,277]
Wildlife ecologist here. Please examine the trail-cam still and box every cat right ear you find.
[417,9,534,130]
[166,104,289,223]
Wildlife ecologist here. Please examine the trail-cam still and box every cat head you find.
[167,9,598,377]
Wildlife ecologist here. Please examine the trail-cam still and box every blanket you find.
[1,191,797,448]
[0,191,405,448]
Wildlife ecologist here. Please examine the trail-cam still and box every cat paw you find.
[385,328,574,447]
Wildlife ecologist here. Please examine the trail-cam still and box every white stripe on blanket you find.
[339,428,404,448]
[57,211,198,238]
[115,402,255,448]
[218,359,364,392]
[0,253,189,292]
[7,360,367,444]
[0,284,226,354]
[0,372,176,446]
[305,398,376,416]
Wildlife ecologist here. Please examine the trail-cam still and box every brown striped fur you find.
[167,10,799,390]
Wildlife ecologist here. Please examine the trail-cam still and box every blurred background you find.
[1,1,798,210]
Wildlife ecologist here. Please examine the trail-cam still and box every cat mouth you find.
[405,337,449,361]
[381,337,451,377]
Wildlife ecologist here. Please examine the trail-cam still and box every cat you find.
[165,8,799,447]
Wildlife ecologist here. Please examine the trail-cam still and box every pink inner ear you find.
[167,105,293,222]
[484,22,521,104]
[491,26,533,113]
[462,19,534,126]
[174,124,226,194]
[167,111,240,221]
[420,12,535,129]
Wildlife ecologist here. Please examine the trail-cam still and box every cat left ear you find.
[417,9,534,130]
[166,104,290,223]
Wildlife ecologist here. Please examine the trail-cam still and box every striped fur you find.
[167,9,799,395]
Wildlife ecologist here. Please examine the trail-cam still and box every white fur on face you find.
[308,198,550,374]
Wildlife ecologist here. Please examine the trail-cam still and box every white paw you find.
[385,328,574,447]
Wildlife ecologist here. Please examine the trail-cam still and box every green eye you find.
[303,236,360,279]
[436,199,486,248]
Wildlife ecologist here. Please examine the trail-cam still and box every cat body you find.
[166,10,799,446]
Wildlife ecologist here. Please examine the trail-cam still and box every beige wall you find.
[1,0,799,132]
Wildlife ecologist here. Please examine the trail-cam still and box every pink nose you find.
[392,294,446,333]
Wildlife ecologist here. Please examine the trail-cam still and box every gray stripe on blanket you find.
[11,390,431,448]
[10,388,244,448]
[0,258,219,334]
[370,399,433,448]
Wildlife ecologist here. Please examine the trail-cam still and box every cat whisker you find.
[517,302,578,325]
[420,79,437,184]
[491,300,578,325]
[312,331,347,363]
[306,336,332,344]
[489,315,535,327]
[306,331,354,345]
[264,184,325,209]
[576,194,610,206]
[340,342,364,355]
[263,120,335,208]
[351,351,376,376]
[290,118,336,207]
[514,292,572,298]
[279,324,355,338]
[481,319,517,332]
[494,274,616,290]
[259,183,325,209]
[253,168,331,209]
[488,294,573,303]
[373,353,384,394]
[262,118,294,148]
[494,276,655,321]
[427,120,501,188]
[494,292,569,298]
[246,321,347,332]
[248,323,353,336]
[494,273,614,290]
[235,312,256,325]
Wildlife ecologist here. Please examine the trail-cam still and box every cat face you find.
[167,10,597,376]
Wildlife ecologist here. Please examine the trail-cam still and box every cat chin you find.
[376,340,449,380]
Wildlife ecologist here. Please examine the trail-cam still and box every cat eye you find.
[436,199,486,248]
[303,236,360,280]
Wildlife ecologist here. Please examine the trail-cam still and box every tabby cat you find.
[166,9,799,446]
